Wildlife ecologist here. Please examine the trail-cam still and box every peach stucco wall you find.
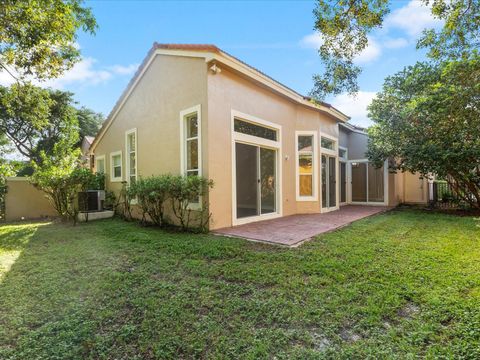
[207,66,340,229]
[5,178,56,222]
[93,54,208,195]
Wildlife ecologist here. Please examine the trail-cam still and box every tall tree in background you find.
[77,107,104,140]
[367,55,480,207]
[311,0,480,99]
[0,83,79,165]
[0,0,97,81]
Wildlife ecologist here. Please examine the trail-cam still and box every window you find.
[321,136,335,150]
[125,129,137,184]
[338,147,347,160]
[185,113,200,176]
[110,151,122,182]
[180,105,202,205]
[296,132,317,200]
[234,118,277,141]
[96,155,105,174]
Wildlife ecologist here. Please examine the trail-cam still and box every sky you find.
[1,0,443,128]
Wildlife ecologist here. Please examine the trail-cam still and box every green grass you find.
[0,209,479,359]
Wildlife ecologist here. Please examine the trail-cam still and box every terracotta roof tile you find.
[154,43,220,52]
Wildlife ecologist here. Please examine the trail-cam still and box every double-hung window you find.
[180,105,202,205]
[110,151,122,182]
[296,132,317,200]
[96,155,105,174]
[125,129,137,184]
[181,105,201,177]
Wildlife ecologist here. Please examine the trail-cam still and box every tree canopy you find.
[311,0,480,99]
[0,83,80,165]
[77,107,104,140]
[367,54,480,207]
[0,0,97,80]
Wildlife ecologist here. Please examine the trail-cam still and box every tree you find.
[367,54,480,208]
[311,0,480,99]
[77,107,104,139]
[0,0,97,80]
[0,83,79,165]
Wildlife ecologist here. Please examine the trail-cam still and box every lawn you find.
[0,209,479,359]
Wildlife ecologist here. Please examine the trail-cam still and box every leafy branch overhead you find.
[0,0,97,80]
[311,0,480,99]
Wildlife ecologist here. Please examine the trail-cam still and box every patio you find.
[214,205,390,246]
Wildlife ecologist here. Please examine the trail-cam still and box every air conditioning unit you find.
[78,190,105,212]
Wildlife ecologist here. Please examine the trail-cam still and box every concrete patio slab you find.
[213,205,390,247]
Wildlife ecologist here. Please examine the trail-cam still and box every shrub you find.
[169,175,213,232]
[32,166,104,224]
[128,175,172,226]
[126,174,213,232]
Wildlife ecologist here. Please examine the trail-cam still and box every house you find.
[88,43,428,230]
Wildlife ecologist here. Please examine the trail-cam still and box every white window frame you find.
[320,132,338,156]
[338,146,348,161]
[295,131,318,201]
[231,109,283,226]
[95,154,105,174]
[180,104,202,209]
[125,128,138,185]
[110,151,123,182]
[180,105,202,177]
[319,132,339,213]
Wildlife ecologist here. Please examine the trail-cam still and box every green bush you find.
[31,167,104,224]
[127,174,213,232]
[169,175,213,232]
[128,175,173,226]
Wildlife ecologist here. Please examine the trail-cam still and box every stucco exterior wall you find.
[403,171,428,204]
[93,54,208,195]
[5,178,56,221]
[207,67,339,229]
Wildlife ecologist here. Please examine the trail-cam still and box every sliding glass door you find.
[235,143,277,219]
[321,155,337,210]
[351,161,385,203]
[340,162,347,204]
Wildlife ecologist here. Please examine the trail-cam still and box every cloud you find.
[385,0,443,38]
[383,37,409,49]
[353,37,381,64]
[108,64,139,75]
[301,33,381,64]
[0,58,139,89]
[331,91,377,128]
[41,57,112,88]
[301,32,324,49]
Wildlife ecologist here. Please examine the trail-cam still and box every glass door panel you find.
[236,143,258,218]
[329,157,336,207]
[340,162,346,203]
[322,155,337,209]
[260,148,276,214]
[368,163,384,202]
[351,162,367,202]
[321,155,327,208]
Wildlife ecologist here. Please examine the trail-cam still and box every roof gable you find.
[90,43,350,152]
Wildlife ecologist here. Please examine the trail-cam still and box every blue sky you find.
[1,0,442,128]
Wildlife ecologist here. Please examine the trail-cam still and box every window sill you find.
[296,196,318,202]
